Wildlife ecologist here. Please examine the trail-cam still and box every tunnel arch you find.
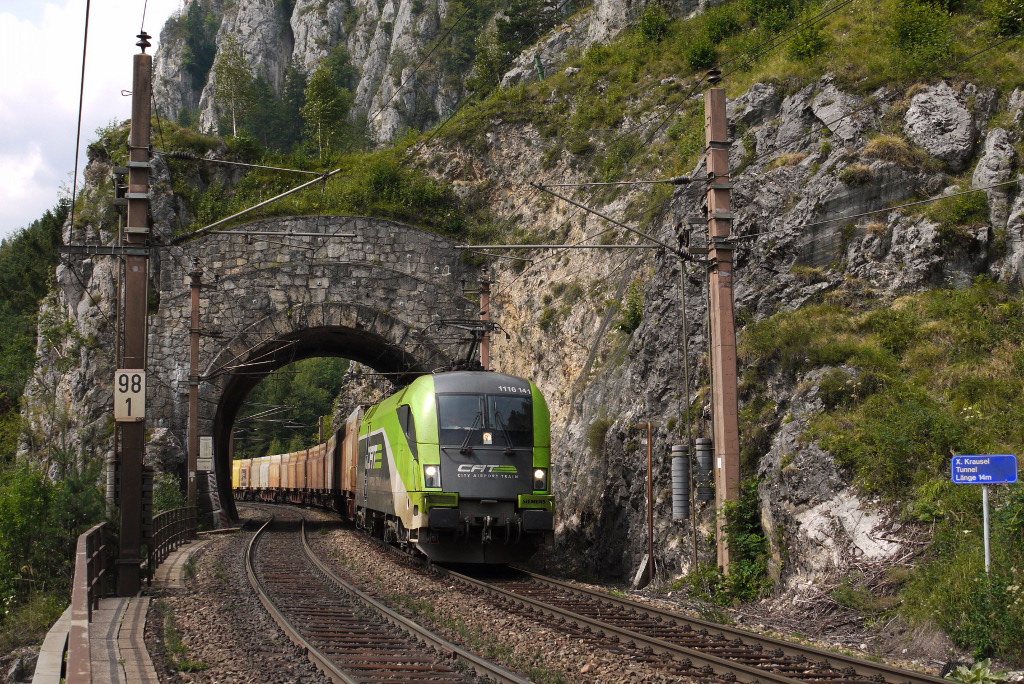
[205,301,459,519]
[139,216,478,524]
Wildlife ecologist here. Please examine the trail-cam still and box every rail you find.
[146,506,198,583]
[65,522,110,684]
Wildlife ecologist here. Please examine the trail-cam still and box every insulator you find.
[163,150,200,161]
[670,444,691,520]
[696,438,714,501]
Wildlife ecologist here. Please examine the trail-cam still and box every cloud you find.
[0,0,183,240]
[0,146,60,233]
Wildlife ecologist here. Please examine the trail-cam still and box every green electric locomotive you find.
[356,370,554,563]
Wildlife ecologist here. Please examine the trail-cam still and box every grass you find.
[739,278,1024,662]
[0,591,66,655]
[167,144,473,239]
[153,599,208,672]
[182,553,198,582]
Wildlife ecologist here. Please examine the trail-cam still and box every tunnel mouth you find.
[209,323,445,522]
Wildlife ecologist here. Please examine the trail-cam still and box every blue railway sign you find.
[951,455,1018,485]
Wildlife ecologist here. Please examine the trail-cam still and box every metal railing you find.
[53,506,198,683]
[65,522,110,684]
[146,506,197,583]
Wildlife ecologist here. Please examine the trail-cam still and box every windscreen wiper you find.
[460,411,482,455]
[493,410,515,455]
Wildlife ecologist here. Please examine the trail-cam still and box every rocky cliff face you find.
[155,0,465,143]
[154,0,725,144]
[432,75,1023,586]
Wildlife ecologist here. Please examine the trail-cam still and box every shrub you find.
[924,188,989,246]
[890,0,952,74]
[788,20,829,61]
[587,418,613,458]
[904,488,1024,660]
[746,0,797,30]
[153,471,187,513]
[988,0,1024,35]
[720,480,773,601]
[538,306,558,332]
[686,38,717,71]
[838,163,873,185]
[637,4,672,43]
[704,5,743,43]
[615,279,645,334]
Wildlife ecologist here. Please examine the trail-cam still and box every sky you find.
[0,0,184,241]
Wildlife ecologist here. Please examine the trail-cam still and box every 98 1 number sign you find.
[114,370,146,422]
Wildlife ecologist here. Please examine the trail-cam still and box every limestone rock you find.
[972,127,1017,229]
[728,82,782,129]
[147,427,187,474]
[501,19,591,88]
[903,81,977,172]
[997,184,1024,284]
[810,79,866,146]
[197,0,294,134]
[1010,87,1024,125]
[757,369,904,587]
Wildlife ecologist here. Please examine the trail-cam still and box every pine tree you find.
[301,65,353,156]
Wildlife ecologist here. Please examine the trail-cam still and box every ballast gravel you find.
[305,518,688,683]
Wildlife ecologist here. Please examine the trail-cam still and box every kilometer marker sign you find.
[950,454,1018,484]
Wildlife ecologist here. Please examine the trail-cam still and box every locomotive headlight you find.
[423,464,441,489]
[533,468,548,491]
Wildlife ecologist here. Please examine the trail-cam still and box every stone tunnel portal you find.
[208,306,461,522]
[159,216,480,524]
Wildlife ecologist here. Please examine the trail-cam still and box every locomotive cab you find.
[233,370,555,565]
[423,372,554,562]
[356,371,554,564]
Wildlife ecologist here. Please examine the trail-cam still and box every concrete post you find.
[705,86,741,573]
[116,33,152,596]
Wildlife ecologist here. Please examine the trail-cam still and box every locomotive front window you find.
[437,394,483,445]
[488,395,533,447]
[437,393,533,448]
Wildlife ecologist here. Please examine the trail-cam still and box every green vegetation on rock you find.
[0,200,67,463]
[740,278,1024,660]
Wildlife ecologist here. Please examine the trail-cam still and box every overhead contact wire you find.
[68,0,92,236]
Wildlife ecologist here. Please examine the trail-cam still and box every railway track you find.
[435,566,951,684]
[245,508,529,684]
